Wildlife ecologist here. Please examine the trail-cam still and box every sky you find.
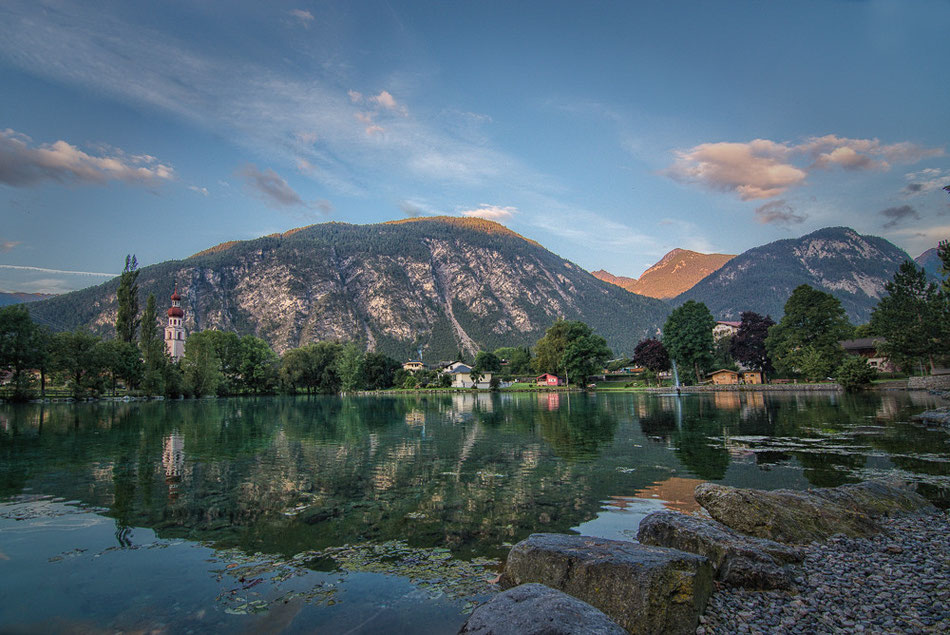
[1,0,949,294]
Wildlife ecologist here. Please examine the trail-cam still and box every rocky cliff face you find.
[674,227,915,323]
[915,247,945,278]
[27,217,669,359]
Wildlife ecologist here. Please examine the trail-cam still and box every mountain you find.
[915,247,945,278]
[0,291,56,307]
[593,249,735,299]
[26,217,670,359]
[674,227,917,324]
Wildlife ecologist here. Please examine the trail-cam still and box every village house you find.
[712,321,741,340]
[839,338,893,372]
[708,369,764,385]
[444,364,495,389]
[536,373,564,387]
[402,359,427,372]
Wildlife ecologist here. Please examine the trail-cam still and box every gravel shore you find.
[700,510,950,634]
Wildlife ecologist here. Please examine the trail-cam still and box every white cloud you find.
[459,205,517,221]
[370,90,407,115]
[1,240,20,252]
[903,168,950,196]
[0,264,116,276]
[188,185,209,196]
[666,135,943,200]
[288,9,314,26]
[0,128,174,187]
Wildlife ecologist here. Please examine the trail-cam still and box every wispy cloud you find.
[880,204,920,229]
[666,136,943,200]
[0,128,174,188]
[288,9,314,27]
[1,240,20,252]
[755,199,808,225]
[903,168,950,196]
[0,4,541,198]
[459,205,516,221]
[238,164,306,208]
[0,264,116,276]
[188,185,209,196]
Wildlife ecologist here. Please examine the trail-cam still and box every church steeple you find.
[165,285,186,361]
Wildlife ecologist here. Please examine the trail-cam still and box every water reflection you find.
[1,391,948,565]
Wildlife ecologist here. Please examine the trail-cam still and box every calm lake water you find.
[1,391,947,633]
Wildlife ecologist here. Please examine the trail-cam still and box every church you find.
[165,286,186,361]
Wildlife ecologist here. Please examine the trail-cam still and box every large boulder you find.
[637,510,803,590]
[694,481,933,544]
[502,533,713,635]
[458,583,626,635]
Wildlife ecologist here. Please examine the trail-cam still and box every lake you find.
[1,391,947,633]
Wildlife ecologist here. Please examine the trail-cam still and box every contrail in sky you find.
[0,264,117,276]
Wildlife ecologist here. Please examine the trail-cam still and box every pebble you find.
[700,510,950,634]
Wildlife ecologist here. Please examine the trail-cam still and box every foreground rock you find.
[502,533,713,634]
[637,511,803,590]
[694,481,933,544]
[912,407,950,426]
[458,583,625,635]
[701,510,950,634]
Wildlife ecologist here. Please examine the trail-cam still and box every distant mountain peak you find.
[384,216,543,248]
[675,226,915,323]
[593,249,735,299]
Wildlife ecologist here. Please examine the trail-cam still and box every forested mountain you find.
[673,227,918,324]
[593,249,735,299]
[25,217,669,360]
[0,291,55,307]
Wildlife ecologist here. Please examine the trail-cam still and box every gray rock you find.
[502,533,713,635]
[637,510,802,590]
[693,480,934,544]
[911,407,950,425]
[458,583,626,635]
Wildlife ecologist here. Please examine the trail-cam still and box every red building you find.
[536,373,564,387]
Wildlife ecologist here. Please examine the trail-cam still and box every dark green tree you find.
[766,285,853,381]
[836,356,877,392]
[494,346,533,375]
[869,261,946,374]
[115,254,140,343]
[362,352,401,390]
[534,320,610,385]
[180,331,222,397]
[0,305,44,400]
[52,330,107,397]
[239,335,280,394]
[337,342,365,393]
[730,311,776,376]
[473,351,502,375]
[662,301,715,384]
[98,339,143,395]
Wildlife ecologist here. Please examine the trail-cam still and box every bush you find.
[836,356,877,392]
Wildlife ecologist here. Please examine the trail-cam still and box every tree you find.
[534,320,611,384]
[494,346,532,375]
[0,305,44,400]
[662,301,715,384]
[869,261,947,374]
[730,312,776,376]
[180,331,222,397]
[239,335,279,394]
[766,285,853,381]
[836,356,877,392]
[52,330,107,397]
[139,293,167,395]
[115,254,140,343]
[98,339,143,395]
[337,342,365,393]
[362,352,401,390]
[633,338,669,386]
[473,351,502,375]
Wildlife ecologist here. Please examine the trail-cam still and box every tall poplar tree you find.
[662,301,715,384]
[115,254,140,343]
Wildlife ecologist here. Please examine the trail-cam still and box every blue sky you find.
[1,0,948,293]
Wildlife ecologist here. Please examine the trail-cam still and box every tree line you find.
[628,242,950,391]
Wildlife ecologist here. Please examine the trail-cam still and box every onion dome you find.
[168,306,184,318]
[170,287,181,301]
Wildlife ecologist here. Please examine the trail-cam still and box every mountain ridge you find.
[592,248,735,299]
[25,218,670,360]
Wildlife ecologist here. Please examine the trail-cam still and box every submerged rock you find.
[693,481,933,544]
[912,407,950,426]
[637,510,802,590]
[502,533,713,635]
[458,583,625,635]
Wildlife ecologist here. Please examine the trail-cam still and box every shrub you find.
[836,356,877,392]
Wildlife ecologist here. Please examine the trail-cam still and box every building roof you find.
[708,368,738,376]
[839,337,886,351]
[446,364,473,374]
[167,306,183,318]
[715,321,741,328]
